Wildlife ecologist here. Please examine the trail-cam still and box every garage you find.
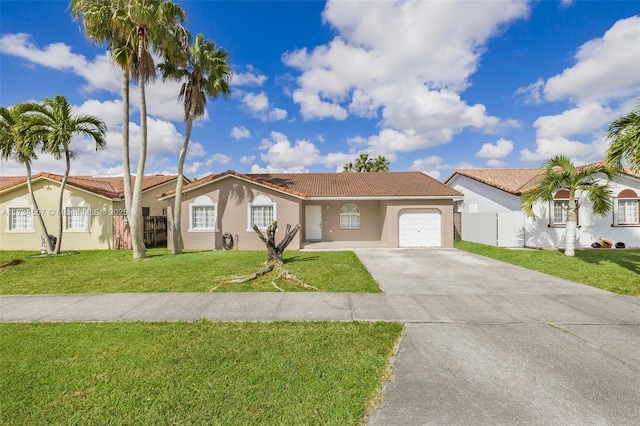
[398,209,441,247]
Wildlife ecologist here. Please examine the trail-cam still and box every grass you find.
[0,321,403,425]
[455,240,640,296]
[0,249,380,294]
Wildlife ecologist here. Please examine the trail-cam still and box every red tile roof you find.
[0,173,179,199]
[159,170,462,199]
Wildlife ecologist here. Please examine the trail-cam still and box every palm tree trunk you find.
[131,40,148,260]
[122,69,132,215]
[25,162,53,254]
[54,150,72,254]
[565,208,577,257]
[171,116,193,255]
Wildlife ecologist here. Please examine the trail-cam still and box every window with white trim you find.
[340,203,360,229]
[550,190,577,227]
[615,189,639,226]
[189,196,217,231]
[249,195,275,230]
[6,197,34,232]
[9,207,33,231]
[65,196,91,232]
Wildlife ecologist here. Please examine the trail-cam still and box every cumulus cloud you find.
[533,103,615,139]
[231,66,267,87]
[520,137,592,163]
[240,155,256,164]
[241,92,288,122]
[476,138,514,159]
[486,159,508,167]
[205,153,231,167]
[283,0,528,156]
[231,126,251,140]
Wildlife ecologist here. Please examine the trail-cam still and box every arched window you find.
[550,189,578,227]
[7,197,33,232]
[65,196,91,232]
[189,195,217,231]
[615,189,639,226]
[340,204,360,229]
[249,195,275,230]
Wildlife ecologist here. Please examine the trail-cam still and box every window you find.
[615,189,639,226]
[189,196,217,231]
[340,204,360,229]
[249,195,275,230]
[65,197,91,232]
[550,189,577,227]
[9,207,33,231]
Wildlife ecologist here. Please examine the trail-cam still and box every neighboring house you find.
[0,173,180,251]
[157,170,463,250]
[445,166,640,248]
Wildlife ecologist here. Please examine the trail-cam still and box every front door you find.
[305,205,322,240]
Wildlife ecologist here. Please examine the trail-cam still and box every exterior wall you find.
[380,199,455,248]
[306,200,383,242]
[141,181,176,216]
[0,179,114,251]
[168,177,303,251]
[448,175,521,212]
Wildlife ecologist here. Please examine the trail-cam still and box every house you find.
[445,166,640,248]
[157,170,463,250]
[0,173,180,251]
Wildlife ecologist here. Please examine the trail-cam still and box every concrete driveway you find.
[354,248,640,425]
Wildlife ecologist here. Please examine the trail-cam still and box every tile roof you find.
[0,173,178,199]
[447,163,640,195]
[160,170,462,199]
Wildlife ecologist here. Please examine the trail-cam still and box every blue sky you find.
[1,0,639,180]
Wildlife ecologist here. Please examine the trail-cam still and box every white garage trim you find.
[399,209,441,247]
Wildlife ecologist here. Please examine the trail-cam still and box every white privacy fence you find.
[461,212,526,247]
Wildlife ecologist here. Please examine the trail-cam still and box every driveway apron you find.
[353,249,640,425]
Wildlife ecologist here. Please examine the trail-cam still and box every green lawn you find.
[0,249,380,294]
[0,321,403,425]
[455,240,640,296]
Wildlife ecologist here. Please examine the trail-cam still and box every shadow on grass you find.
[574,249,640,276]
[284,255,320,264]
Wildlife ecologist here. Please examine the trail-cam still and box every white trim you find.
[247,195,276,231]
[5,197,34,233]
[188,195,218,232]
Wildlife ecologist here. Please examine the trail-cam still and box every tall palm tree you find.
[70,0,135,218]
[606,102,640,173]
[521,156,615,257]
[117,0,188,259]
[25,95,107,254]
[370,155,389,172]
[158,33,232,254]
[354,153,371,172]
[0,103,55,253]
[342,162,354,172]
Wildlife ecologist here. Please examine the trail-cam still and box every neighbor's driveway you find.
[353,248,640,425]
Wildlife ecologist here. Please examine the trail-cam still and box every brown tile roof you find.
[447,162,640,195]
[0,173,178,199]
[448,168,542,195]
[160,169,462,199]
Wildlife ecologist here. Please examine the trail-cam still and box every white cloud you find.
[231,66,267,87]
[409,156,473,180]
[240,155,256,164]
[241,92,288,122]
[476,138,514,159]
[543,16,640,103]
[520,137,593,163]
[515,79,544,104]
[231,126,251,140]
[250,164,308,173]
[205,153,231,167]
[486,159,508,167]
[559,0,575,8]
[283,0,528,157]
[533,103,615,139]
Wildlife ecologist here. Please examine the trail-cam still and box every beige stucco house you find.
[158,170,463,250]
[0,173,179,251]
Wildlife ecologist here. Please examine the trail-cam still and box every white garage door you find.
[398,209,441,247]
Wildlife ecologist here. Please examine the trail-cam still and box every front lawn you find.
[0,249,380,294]
[0,321,402,425]
[455,240,640,296]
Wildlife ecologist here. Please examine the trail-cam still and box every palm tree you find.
[370,155,389,172]
[521,156,615,257]
[0,103,55,253]
[354,153,371,172]
[158,33,232,254]
[70,0,135,218]
[606,102,640,173]
[342,162,354,172]
[25,95,107,254]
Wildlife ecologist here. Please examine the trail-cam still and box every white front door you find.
[305,205,322,240]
